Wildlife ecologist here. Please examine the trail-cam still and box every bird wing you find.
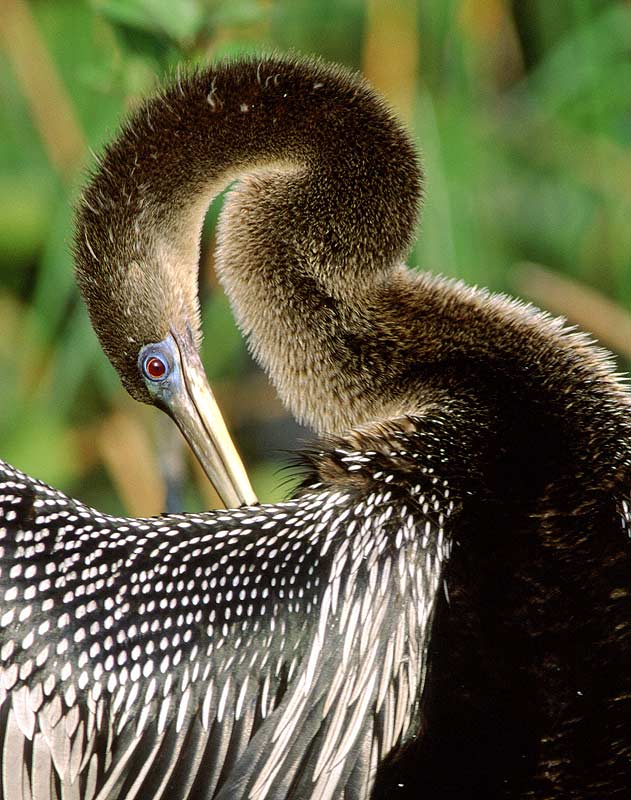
[0,439,455,800]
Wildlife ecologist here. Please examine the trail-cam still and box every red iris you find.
[144,356,167,380]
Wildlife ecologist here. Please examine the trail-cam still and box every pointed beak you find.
[166,329,258,508]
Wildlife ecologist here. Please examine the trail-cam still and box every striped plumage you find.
[1,55,630,798]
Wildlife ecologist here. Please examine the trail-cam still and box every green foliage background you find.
[1,0,630,515]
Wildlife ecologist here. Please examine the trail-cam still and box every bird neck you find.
[75,56,631,487]
[219,236,631,466]
[226,246,631,513]
[75,57,420,398]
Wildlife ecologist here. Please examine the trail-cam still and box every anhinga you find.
[0,56,629,800]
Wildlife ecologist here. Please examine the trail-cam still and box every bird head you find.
[74,55,422,498]
[74,137,256,508]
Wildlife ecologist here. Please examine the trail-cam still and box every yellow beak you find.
[166,329,258,508]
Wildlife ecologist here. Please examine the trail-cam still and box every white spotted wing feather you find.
[0,439,455,800]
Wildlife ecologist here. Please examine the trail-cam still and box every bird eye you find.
[143,355,168,381]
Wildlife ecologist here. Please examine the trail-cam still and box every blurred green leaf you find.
[200,291,248,379]
[3,400,78,487]
[521,5,631,142]
[0,175,56,269]
[208,1,266,29]
[94,0,205,43]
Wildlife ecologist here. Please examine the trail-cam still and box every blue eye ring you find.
[142,354,169,381]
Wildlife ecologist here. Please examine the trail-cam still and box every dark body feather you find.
[0,56,628,797]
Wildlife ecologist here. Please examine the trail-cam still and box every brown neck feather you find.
[74,56,420,404]
[75,56,631,498]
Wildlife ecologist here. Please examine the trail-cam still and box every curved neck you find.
[75,57,421,406]
[75,57,631,473]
